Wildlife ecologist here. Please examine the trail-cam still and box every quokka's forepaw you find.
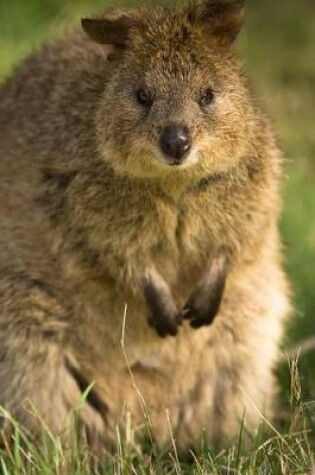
[143,272,183,338]
[183,256,227,330]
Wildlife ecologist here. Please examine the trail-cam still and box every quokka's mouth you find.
[162,148,200,169]
[166,159,184,167]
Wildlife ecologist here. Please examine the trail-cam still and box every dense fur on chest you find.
[41,154,277,292]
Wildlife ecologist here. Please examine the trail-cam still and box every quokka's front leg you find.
[182,255,228,329]
[143,269,182,338]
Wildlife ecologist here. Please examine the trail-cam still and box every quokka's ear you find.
[81,11,142,48]
[188,0,245,45]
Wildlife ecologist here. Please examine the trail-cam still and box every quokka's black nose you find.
[159,125,191,164]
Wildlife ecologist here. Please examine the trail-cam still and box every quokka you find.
[0,0,290,454]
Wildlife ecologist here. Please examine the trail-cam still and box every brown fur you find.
[0,0,290,454]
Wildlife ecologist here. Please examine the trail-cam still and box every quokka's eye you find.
[136,89,153,107]
[200,88,215,107]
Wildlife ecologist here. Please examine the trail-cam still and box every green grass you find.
[0,0,314,472]
[0,365,314,474]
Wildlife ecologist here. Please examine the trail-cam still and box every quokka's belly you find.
[67,261,289,452]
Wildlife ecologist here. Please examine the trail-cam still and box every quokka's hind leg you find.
[0,276,106,453]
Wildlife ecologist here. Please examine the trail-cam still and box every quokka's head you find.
[83,0,253,180]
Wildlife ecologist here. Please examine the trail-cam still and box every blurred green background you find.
[0,0,314,401]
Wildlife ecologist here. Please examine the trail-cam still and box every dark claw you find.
[182,301,217,328]
[147,313,179,338]
[189,316,214,329]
